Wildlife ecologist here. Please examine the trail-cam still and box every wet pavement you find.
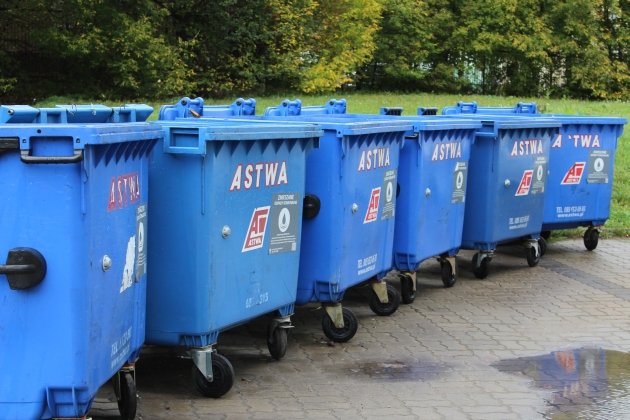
[88,238,630,419]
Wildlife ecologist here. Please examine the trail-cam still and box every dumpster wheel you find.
[472,253,491,279]
[584,228,599,251]
[538,237,547,257]
[116,372,137,420]
[526,246,540,267]
[369,284,400,316]
[322,307,358,342]
[441,258,458,288]
[191,354,235,398]
[541,230,552,240]
[267,324,288,360]
[399,273,417,304]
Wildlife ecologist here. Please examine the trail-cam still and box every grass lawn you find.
[34,93,630,240]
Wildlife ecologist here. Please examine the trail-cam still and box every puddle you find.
[493,348,630,419]
[339,360,451,381]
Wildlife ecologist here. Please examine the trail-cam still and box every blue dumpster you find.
[0,106,161,419]
[437,114,561,278]
[146,116,322,397]
[441,101,627,250]
[263,99,482,298]
[163,98,411,342]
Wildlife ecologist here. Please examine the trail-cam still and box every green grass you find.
[30,92,630,240]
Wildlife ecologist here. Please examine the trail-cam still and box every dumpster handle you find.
[20,149,84,164]
[0,248,47,290]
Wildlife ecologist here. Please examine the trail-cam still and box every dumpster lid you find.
[332,114,483,132]
[248,113,481,138]
[247,116,413,137]
[0,123,164,149]
[538,114,628,126]
[443,114,562,130]
[158,119,324,141]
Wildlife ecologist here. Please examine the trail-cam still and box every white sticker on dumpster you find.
[135,203,147,280]
[531,156,547,194]
[242,206,270,252]
[120,235,135,293]
[364,188,381,223]
[268,193,300,254]
[452,162,468,203]
[381,169,396,220]
[587,150,610,184]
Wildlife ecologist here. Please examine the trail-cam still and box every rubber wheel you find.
[116,372,136,420]
[441,259,458,288]
[472,253,490,280]
[267,325,288,360]
[191,353,235,398]
[584,229,599,251]
[526,246,540,267]
[400,274,416,304]
[368,283,400,316]
[321,307,358,343]
[538,237,547,257]
[541,231,552,240]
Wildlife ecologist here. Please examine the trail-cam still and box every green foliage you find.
[298,0,382,92]
[4,0,630,100]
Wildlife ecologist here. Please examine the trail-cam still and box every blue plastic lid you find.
[0,123,164,147]
[299,113,483,132]
[442,114,562,129]
[537,114,627,125]
[250,115,413,137]
[156,119,324,141]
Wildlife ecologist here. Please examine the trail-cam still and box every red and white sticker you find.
[242,206,270,252]
[561,162,585,185]
[515,170,533,196]
[364,188,381,223]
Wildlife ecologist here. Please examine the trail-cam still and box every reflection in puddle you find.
[493,348,630,419]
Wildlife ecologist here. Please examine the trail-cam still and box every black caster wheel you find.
[267,325,288,360]
[191,353,235,398]
[472,253,490,279]
[117,372,137,420]
[526,246,540,267]
[399,274,416,304]
[541,230,552,240]
[369,283,400,316]
[538,237,547,257]
[441,259,458,288]
[321,307,358,343]
[584,229,599,251]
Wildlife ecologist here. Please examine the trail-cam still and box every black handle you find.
[418,107,438,116]
[20,149,84,164]
[382,107,403,116]
[0,248,47,290]
[303,194,321,219]
[0,137,19,156]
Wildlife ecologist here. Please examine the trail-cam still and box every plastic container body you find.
[540,116,625,230]
[204,116,410,304]
[0,123,160,419]
[293,118,406,304]
[256,112,480,272]
[440,103,627,232]
[145,121,321,346]
[442,116,560,250]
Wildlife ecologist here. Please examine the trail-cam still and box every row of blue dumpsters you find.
[0,98,625,419]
